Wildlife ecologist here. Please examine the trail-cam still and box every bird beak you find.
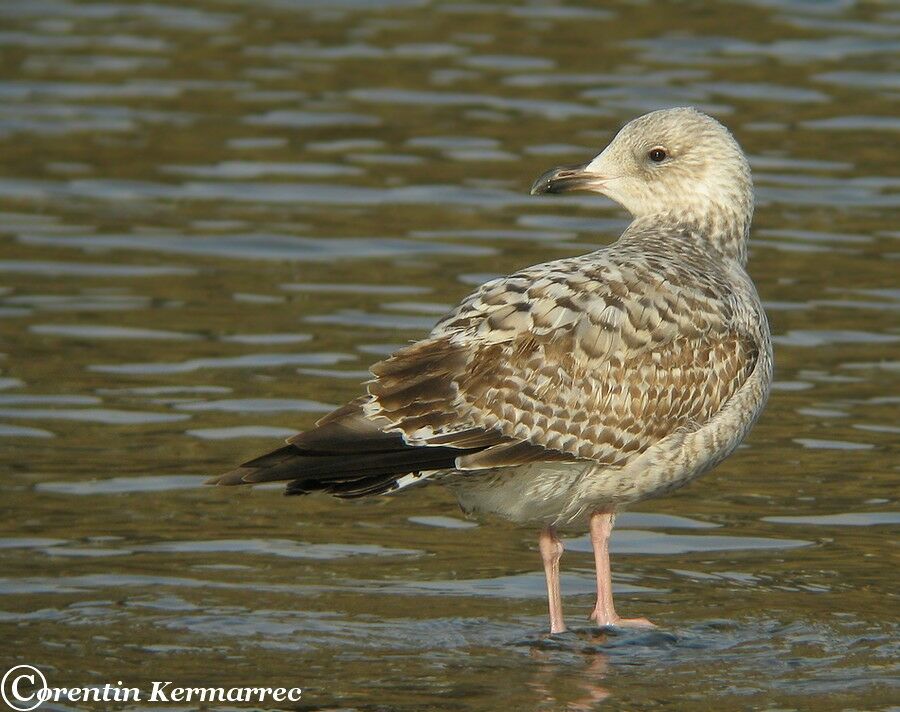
[530,162,607,195]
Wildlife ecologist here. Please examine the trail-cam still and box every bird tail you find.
[205,400,467,498]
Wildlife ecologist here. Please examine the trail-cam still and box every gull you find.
[209,107,773,634]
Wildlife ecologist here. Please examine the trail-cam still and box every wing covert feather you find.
[365,254,759,468]
[211,248,762,495]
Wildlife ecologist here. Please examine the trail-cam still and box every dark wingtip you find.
[205,468,254,486]
[530,168,556,195]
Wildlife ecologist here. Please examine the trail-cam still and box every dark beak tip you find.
[529,162,591,196]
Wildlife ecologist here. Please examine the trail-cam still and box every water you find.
[0,1,897,709]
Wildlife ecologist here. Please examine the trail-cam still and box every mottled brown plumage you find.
[209,107,773,633]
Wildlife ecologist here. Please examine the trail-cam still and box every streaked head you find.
[531,108,753,234]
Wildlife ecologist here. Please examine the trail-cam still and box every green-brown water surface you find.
[0,1,897,709]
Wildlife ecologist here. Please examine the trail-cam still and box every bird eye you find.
[648,148,667,163]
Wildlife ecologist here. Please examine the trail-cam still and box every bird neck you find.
[625,204,752,267]
[635,197,752,266]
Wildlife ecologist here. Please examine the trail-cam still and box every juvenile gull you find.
[209,107,773,634]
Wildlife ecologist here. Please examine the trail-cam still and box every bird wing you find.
[210,251,759,496]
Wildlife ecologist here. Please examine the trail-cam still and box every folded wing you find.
[208,254,759,497]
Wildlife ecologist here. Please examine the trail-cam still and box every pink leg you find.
[588,511,655,629]
[539,525,566,634]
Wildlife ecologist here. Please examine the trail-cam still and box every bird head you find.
[530,107,753,234]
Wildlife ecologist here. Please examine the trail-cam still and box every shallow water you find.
[0,0,897,710]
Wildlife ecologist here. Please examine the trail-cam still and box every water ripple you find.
[89,352,356,375]
[21,232,493,260]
